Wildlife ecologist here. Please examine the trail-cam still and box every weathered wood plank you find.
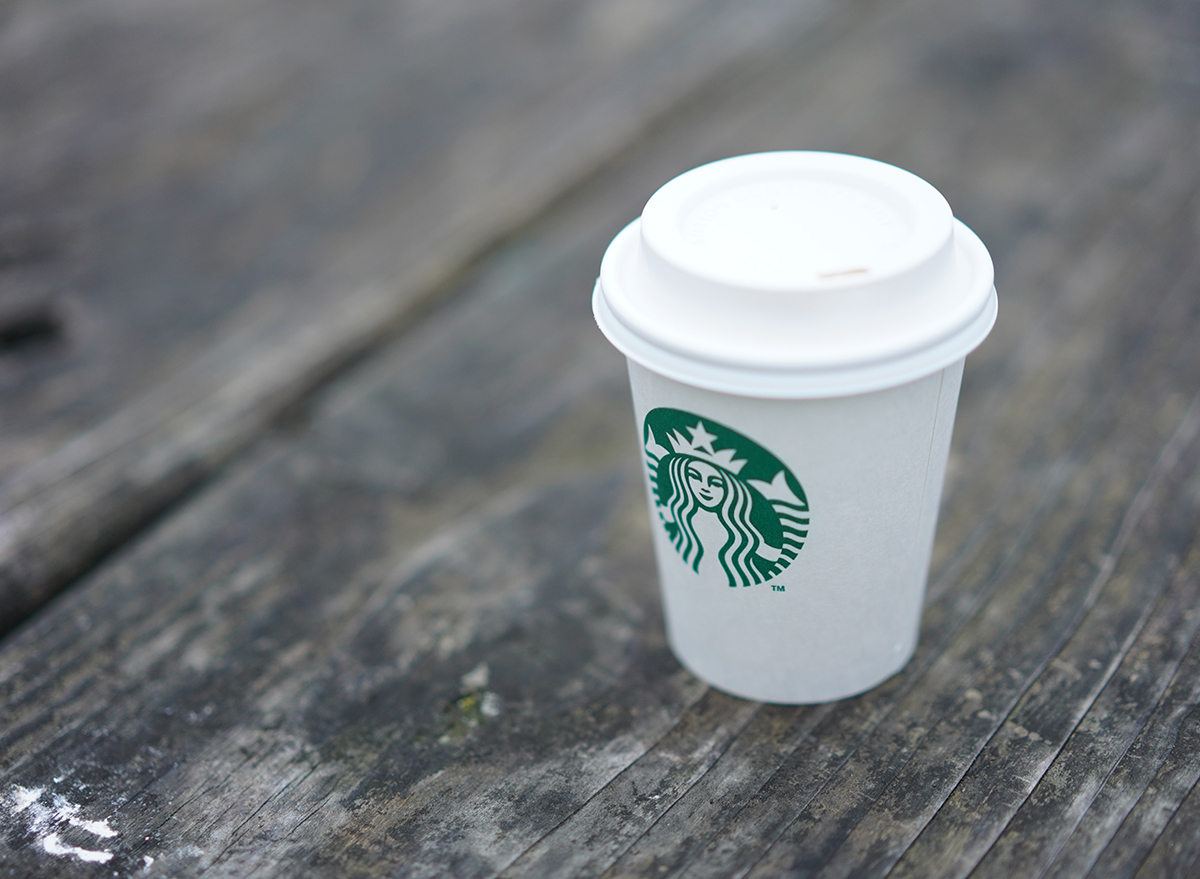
[886,405,1200,879]
[498,691,761,877]
[598,703,837,878]
[972,548,1200,878]
[1071,644,1200,878]
[2,0,1200,875]
[0,0,826,633]
[0,217,664,875]
[1130,774,1200,879]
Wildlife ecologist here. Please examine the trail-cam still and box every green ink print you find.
[643,408,810,588]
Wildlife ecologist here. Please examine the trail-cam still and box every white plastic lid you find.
[593,151,997,398]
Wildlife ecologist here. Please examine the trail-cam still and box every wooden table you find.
[3,0,1199,875]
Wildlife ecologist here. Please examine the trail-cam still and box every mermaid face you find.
[686,461,726,510]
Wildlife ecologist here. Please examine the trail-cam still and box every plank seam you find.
[491,683,721,877]
[890,383,1200,879]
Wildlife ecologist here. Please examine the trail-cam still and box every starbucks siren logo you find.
[644,408,810,588]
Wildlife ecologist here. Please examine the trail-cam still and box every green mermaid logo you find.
[644,408,809,588]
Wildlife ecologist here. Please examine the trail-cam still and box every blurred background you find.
[0,0,1198,629]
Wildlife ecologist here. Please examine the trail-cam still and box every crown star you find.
[686,421,718,455]
[665,424,748,475]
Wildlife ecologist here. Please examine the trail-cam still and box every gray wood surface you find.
[0,0,821,633]
[4,0,1200,876]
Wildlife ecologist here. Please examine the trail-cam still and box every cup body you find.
[628,359,962,703]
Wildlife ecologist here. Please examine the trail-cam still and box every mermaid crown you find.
[646,420,748,475]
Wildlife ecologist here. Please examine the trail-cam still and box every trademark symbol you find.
[771,584,785,592]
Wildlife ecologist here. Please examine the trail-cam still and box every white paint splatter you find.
[11,785,43,813]
[144,854,156,868]
[480,691,502,718]
[5,785,117,864]
[42,833,113,863]
[460,662,490,691]
[187,704,214,723]
[53,793,118,837]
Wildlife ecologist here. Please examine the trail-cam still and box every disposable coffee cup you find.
[593,152,996,703]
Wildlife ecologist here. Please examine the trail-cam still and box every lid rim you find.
[599,217,994,374]
[593,282,997,399]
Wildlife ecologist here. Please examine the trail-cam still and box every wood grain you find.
[3,0,1200,875]
[0,0,826,633]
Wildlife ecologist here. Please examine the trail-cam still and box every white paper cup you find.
[593,152,996,703]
